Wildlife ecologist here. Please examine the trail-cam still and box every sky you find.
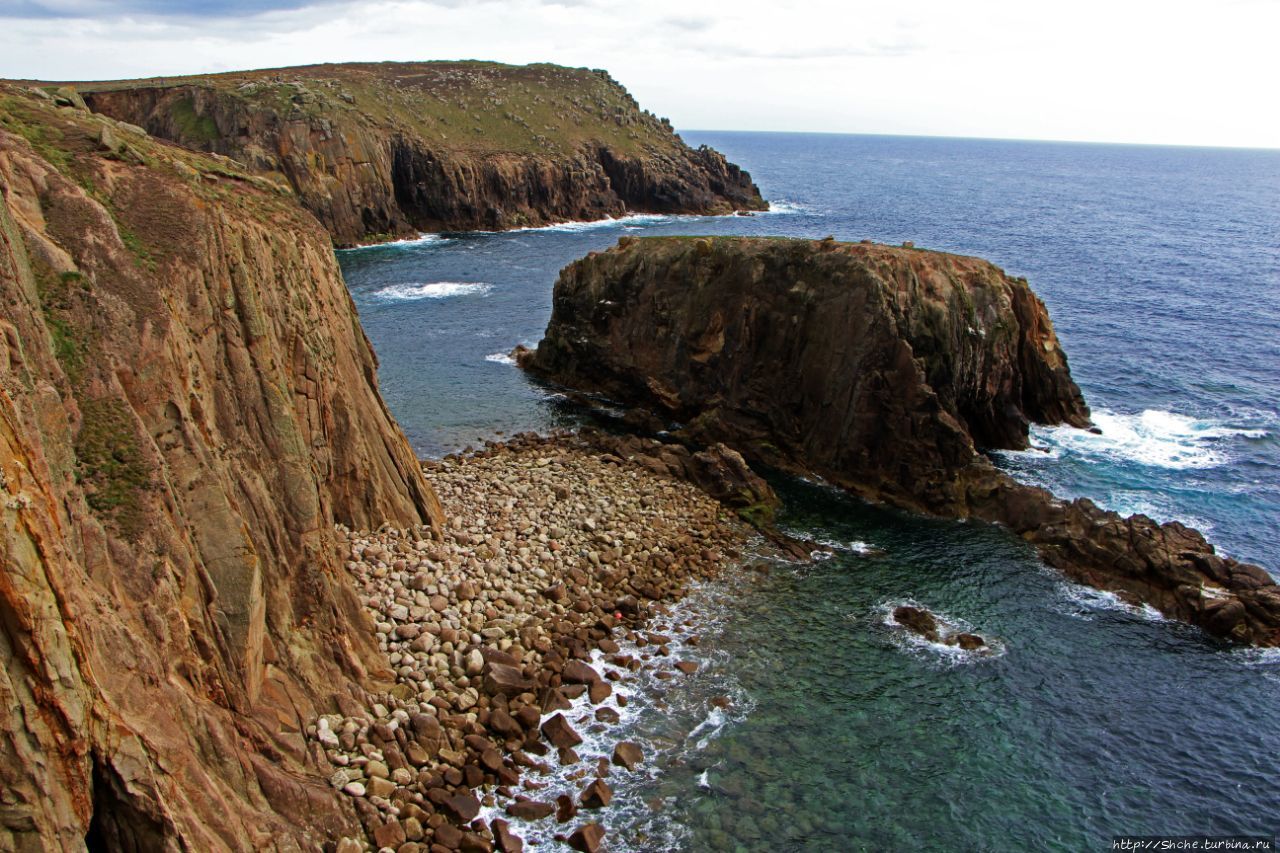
[1,0,1277,148]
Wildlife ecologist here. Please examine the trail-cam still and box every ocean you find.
[338,132,1280,850]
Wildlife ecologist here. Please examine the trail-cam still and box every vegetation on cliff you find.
[39,61,768,245]
[0,83,442,849]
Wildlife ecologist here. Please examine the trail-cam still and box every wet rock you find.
[541,713,583,749]
[567,822,606,853]
[587,681,613,704]
[491,818,524,853]
[506,799,555,820]
[555,793,578,823]
[580,779,612,809]
[612,741,643,770]
[893,606,941,642]
[955,633,987,650]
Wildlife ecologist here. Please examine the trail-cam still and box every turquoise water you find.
[339,133,1280,849]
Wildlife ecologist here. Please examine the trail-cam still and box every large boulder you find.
[524,237,1280,646]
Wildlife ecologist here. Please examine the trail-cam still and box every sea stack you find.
[523,236,1280,645]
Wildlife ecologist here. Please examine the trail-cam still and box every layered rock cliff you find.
[64,62,766,246]
[523,236,1280,646]
[0,84,442,850]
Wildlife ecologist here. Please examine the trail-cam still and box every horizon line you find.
[678,127,1280,154]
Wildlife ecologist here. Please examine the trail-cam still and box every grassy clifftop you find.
[72,61,689,157]
[20,61,766,243]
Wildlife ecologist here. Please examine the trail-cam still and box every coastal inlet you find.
[312,433,803,852]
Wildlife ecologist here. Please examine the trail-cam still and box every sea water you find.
[339,133,1280,850]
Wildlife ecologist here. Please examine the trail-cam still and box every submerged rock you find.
[892,606,941,643]
[524,236,1280,646]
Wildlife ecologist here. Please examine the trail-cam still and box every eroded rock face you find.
[0,86,442,850]
[527,236,1090,511]
[74,62,767,246]
[525,237,1280,646]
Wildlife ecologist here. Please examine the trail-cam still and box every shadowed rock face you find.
[68,62,767,246]
[527,236,1090,510]
[1,86,441,850]
[524,237,1280,646]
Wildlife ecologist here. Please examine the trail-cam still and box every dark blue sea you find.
[338,133,1280,851]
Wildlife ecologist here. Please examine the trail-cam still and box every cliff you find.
[56,62,767,246]
[0,84,443,850]
[523,236,1280,646]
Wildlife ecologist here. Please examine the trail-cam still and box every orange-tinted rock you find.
[0,86,441,849]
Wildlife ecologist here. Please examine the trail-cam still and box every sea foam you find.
[1033,408,1266,471]
[370,281,491,301]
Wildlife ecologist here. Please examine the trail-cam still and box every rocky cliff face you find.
[523,237,1280,646]
[69,62,766,246]
[0,85,442,850]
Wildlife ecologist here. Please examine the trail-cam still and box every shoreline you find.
[312,432,790,852]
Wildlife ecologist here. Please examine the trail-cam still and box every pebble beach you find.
[310,433,766,852]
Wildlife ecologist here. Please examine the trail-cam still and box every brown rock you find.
[893,606,941,643]
[480,748,505,772]
[491,818,524,853]
[555,794,578,823]
[519,236,1280,646]
[580,779,612,809]
[612,741,643,770]
[0,89,445,852]
[567,823,606,853]
[374,821,408,849]
[489,708,524,739]
[541,713,583,749]
[459,833,493,853]
[561,660,601,684]
[434,824,464,849]
[485,663,536,697]
[587,681,612,704]
[674,661,698,674]
[541,688,572,713]
[505,799,555,820]
[954,633,986,650]
[443,793,482,823]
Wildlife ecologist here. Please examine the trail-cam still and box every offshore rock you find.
[0,85,442,850]
[69,62,768,246]
[524,236,1280,646]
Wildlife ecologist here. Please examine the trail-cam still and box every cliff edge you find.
[0,84,442,849]
[523,236,1280,646]
[55,62,767,246]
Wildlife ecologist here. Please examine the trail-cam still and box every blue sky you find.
[1,0,1276,149]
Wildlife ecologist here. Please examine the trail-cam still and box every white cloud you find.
[0,0,1276,148]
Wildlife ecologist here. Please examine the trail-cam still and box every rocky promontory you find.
[0,83,442,849]
[522,236,1280,645]
[55,61,767,246]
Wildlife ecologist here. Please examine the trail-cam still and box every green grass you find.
[0,95,72,172]
[171,96,220,144]
[75,397,150,538]
[34,268,90,384]
[79,61,684,158]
